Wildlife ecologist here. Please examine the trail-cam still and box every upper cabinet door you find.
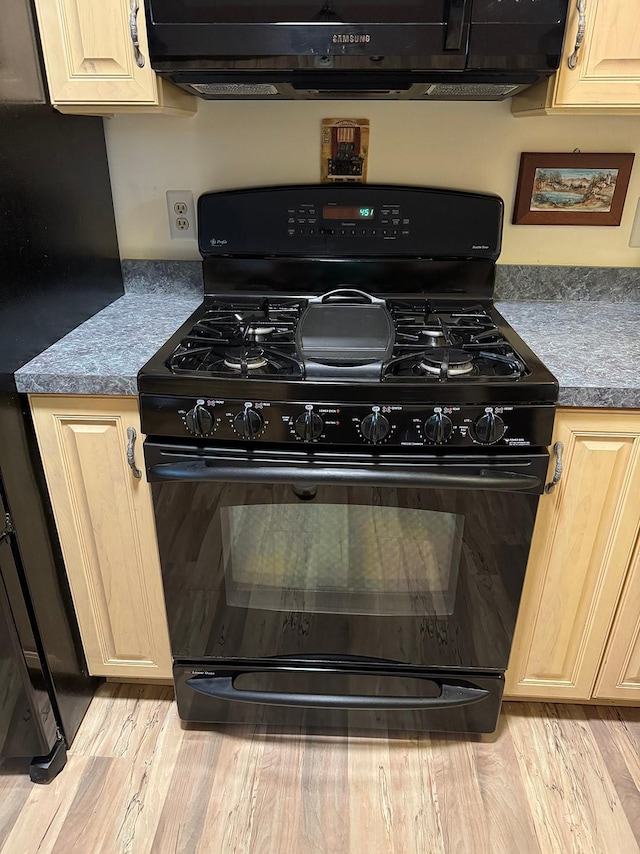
[0,0,46,103]
[512,0,640,114]
[554,0,640,108]
[32,0,159,103]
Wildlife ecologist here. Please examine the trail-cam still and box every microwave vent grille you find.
[422,83,521,99]
[190,83,280,96]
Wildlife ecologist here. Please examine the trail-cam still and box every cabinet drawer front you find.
[30,396,171,678]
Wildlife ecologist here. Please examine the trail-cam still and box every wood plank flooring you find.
[0,684,638,854]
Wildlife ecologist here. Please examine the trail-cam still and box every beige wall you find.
[103,99,640,266]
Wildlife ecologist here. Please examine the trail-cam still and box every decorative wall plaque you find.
[321,118,370,183]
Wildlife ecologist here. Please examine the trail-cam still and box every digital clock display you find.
[323,205,375,220]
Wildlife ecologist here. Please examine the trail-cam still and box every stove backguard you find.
[199,184,502,285]
[203,256,499,301]
[195,184,508,305]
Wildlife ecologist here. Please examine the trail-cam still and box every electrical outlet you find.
[166,190,196,239]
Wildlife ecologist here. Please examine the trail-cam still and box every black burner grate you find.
[166,298,304,378]
[384,300,528,382]
[383,347,526,382]
[166,295,529,383]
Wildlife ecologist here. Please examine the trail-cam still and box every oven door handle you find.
[148,460,542,492]
[186,675,489,710]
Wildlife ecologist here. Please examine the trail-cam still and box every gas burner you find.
[223,347,268,371]
[383,344,528,382]
[246,326,276,343]
[184,298,303,348]
[165,297,308,378]
[419,348,474,377]
[420,328,446,342]
[395,325,447,346]
[167,341,304,378]
[189,317,294,346]
[388,299,512,351]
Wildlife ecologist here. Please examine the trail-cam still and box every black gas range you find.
[139,185,558,735]
[139,185,557,450]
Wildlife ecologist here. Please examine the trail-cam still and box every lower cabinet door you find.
[30,395,171,679]
[506,409,640,701]
[594,538,640,701]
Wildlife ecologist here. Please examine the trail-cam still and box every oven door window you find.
[222,503,463,616]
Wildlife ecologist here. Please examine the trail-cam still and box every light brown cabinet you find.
[29,395,640,701]
[594,537,640,701]
[32,0,195,115]
[512,0,640,115]
[30,395,171,679]
[506,408,640,702]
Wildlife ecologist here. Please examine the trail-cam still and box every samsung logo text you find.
[332,34,371,44]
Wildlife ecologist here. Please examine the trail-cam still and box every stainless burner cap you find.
[419,348,474,376]
[223,349,268,370]
[248,326,276,338]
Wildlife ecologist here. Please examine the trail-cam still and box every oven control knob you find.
[184,404,215,437]
[233,407,264,438]
[294,411,324,441]
[473,411,505,445]
[423,413,453,444]
[360,411,391,444]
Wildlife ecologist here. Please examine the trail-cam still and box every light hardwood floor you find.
[0,684,638,854]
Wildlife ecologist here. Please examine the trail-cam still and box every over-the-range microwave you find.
[143,0,570,101]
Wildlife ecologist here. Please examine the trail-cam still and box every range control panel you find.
[287,201,409,241]
[198,184,503,259]
[142,397,556,449]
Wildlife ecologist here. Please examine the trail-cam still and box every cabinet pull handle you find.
[0,513,15,544]
[129,0,146,68]
[544,441,564,494]
[567,0,587,69]
[126,427,142,479]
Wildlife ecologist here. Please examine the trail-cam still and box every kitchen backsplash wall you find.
[103,100,640,266]
[121,259,640,302]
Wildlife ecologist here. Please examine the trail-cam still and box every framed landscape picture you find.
[512,152,635,226]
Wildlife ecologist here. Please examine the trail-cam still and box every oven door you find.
[145,442,548,732]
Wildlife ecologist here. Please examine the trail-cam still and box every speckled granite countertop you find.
[497,301,640,408]
[15,295,201,396]
[14,294,640,408]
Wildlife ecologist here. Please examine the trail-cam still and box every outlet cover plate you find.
[167,190,196,240]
